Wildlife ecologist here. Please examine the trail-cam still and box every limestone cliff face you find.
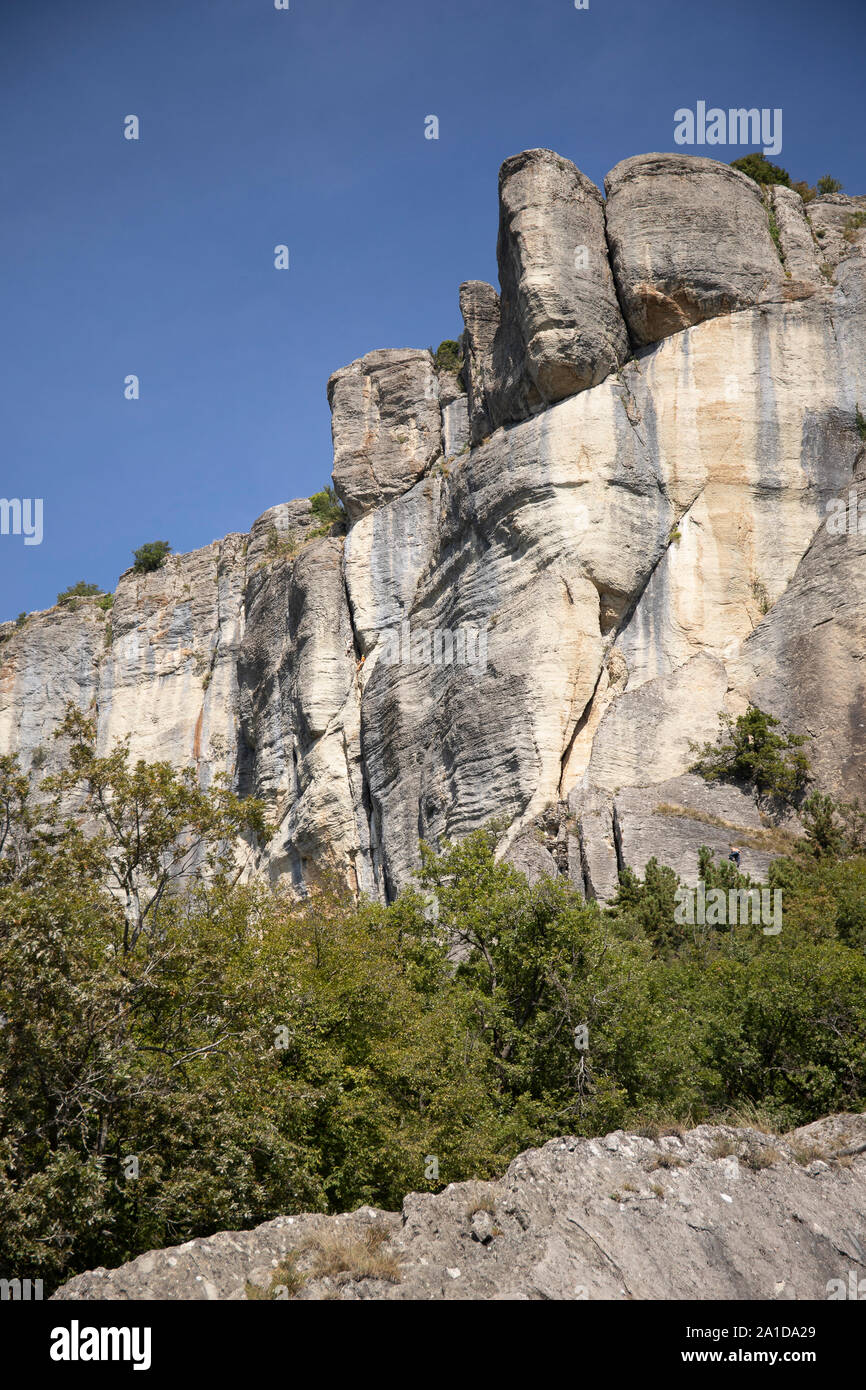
[2,150,865,900]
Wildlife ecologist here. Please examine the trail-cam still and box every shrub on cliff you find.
[309,486,345,535]
[132,540,172,573]
[433,339,463,373]
[690,705,810,803]
[730,153,791,187]
[57,581,102,606]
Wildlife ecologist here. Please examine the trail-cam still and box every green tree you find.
[132,541,172,574]
[690,705,810,802]
[45,704,269,953]
[57,581,102,606]
[730,153,791,187]
[309,486,345,532]
[433,339,463,373]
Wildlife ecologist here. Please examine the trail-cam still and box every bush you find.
[309,486,345,532]
[433,340,463,374]
[816,175,843,196]
[730,154,791,187]
[690,705,810,803]
[57,581,101,606]
[132,541,172,574]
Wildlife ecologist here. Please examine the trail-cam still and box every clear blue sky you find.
[1,0,864,620]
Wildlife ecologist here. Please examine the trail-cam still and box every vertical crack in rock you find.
[612,800,625,880]
[339,541,384,899]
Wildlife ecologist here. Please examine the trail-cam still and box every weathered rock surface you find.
[458,280,500,443]
[53,1113,866,1301]
[768,185,823,286]
[730,449,866,802]
[328,349,443,524]
[806,193,866,273]
[2,147,865,903]
[488,149,629,427]
[604,154,789,347]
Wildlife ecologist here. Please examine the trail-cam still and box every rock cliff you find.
[3,149,865,901]
[53,1112,866,1300]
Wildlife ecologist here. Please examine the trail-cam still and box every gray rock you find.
[768,185,823,286]
[806,193,866,274]
[53,1113,866,1301]
[503,831,560,886]
[730,446,866,802]
[328,349,442,523]
[458,280,500,444]
[604,153,788,347]
[613,774,784,888]
[441,395,470,459]
[569,785,619,901]
[488,149,629,426]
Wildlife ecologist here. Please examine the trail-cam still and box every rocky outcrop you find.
[768,185,823,286]
[2,147,865,903]
[730,448,866,803]
[604,154,789,347]
[806,193,866,273]
[458,280,500,443]
[487,149,629,426]
[52,1113,866,1301]
[328,349,443,524]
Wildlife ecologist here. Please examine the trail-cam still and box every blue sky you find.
[1,0,864,620]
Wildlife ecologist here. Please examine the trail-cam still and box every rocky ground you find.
[54,1112,866,1301]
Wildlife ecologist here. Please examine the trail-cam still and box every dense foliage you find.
[56,581,102,606]
[132,541,172,574]
[729,154,843,202]
[1,711,864,1292]
[690,704,810,802]
[433,339,463,373]
[309,486,345,532]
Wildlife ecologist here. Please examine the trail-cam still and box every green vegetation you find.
[57,581,102,607]
[433,339,463,374]
[264,526,300,561]
[2,710,865,1295]
[730,153,792,187]
[690,705,810,803]
[309,486,346,536]
[767,207,784,261]
[729,155,843,203]
[132,541,172,574]
[856,405,866,442]
[845,211,866,243]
